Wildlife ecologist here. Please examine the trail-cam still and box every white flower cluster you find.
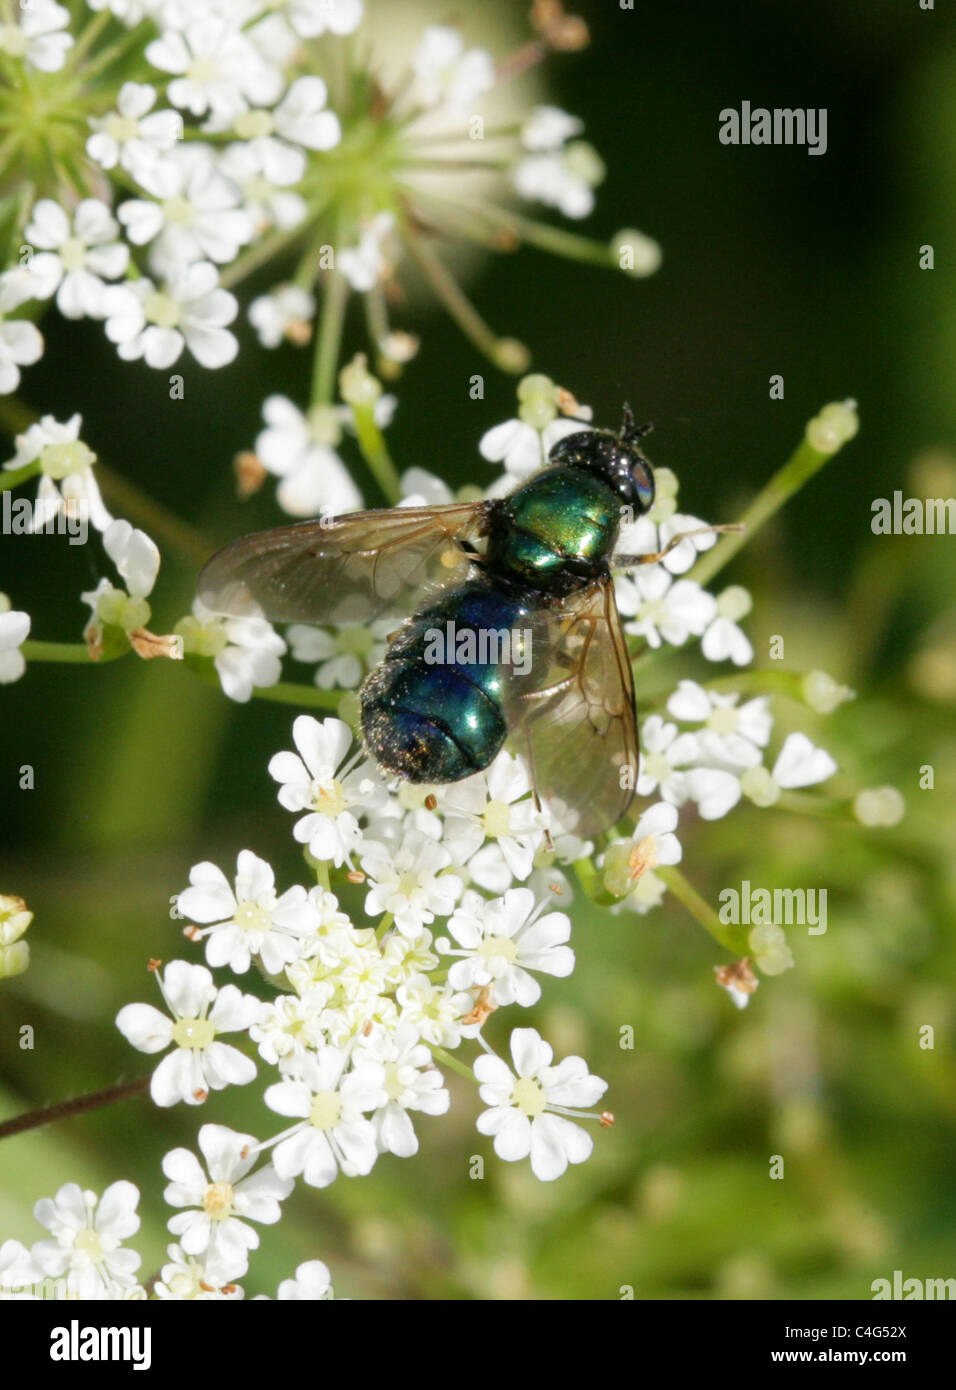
[0,713,611,1297]
[0,5,649,403]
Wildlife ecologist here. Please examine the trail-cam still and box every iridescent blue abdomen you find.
[361,580,533,783]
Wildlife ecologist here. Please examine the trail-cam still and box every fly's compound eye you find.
[631,457,655,514]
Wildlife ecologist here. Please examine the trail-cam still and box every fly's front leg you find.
[615,522,744,568]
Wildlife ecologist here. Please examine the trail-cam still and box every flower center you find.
[384,1061,405,1100]
[479,934,518,963]
[58,236,87,272]
[40,440,96,480]
[311,778,346,817]
[309,1090,343,1131]
[162,195,194,226]
[73,1227,105,1261]
[188,58,220,85]
[105,113,140,142]
[202,1181,235,1221]
[397,870,422,898]
[706,707,738,736]
[235,109,274,139]
[243,174,273,202]
[233,901,272,935]
[171,1016,215,1049]
[144,290,182,329]
[644,751,671,784]
[176,614,228,658]
[511,1076,547,1117]
[482,800,512,839]
[640,597,668,625]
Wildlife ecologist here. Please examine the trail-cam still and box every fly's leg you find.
[614,522,744,568]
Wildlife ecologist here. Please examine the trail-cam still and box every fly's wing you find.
[507,578,638,840]
[197,501,493,625]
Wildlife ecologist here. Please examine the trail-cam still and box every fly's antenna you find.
[620,402,654,443]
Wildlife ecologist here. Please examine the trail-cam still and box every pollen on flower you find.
[599,1111,615,1128]
[202,1181,235,1221]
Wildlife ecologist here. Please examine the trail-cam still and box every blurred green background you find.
[1,0,954,1298]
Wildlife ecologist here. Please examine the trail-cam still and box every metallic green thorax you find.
[486,465,623,593]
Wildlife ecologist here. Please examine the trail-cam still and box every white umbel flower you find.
[31,1182,141,1289]
[176,598,286,703]
[103,261,239,369]
[24,199,129,320]
[439,887,574,1006]
[87,82,184,175]
[475,1028,608,1182]
[255,395,363,517]
[269,716,386,867]
[411,26,494,115]
[275,1259,334,1300]
[352,1023,450,1157]
[360,831,463,938]
[163,1124,292,1281]
[0,0,73,73]
[177,850,320,974]
[265,1047,387,1188]
[5,412,112,533]
[0,597,30,685]
[115,959,260,1107]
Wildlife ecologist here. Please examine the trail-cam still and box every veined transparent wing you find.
[507,578,639,840]
[198,501,494,625]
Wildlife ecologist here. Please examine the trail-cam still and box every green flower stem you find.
[429,193,616,267]
[0,460,39,492]
[688,437,838,590]
[67,7,113,67]
[429,1045,477,1084]
[657,867,745,954]
[218,224,306,290]
[22,639,122,664]
[573,855,601,900]
[74,18,152,84]
[307,856,331,890]
[402,225,508,365]
[311,270,349,407]
[701,670,809,698]
[410,123,523,144]
[352,402,401,503]
[375,912,393,941]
